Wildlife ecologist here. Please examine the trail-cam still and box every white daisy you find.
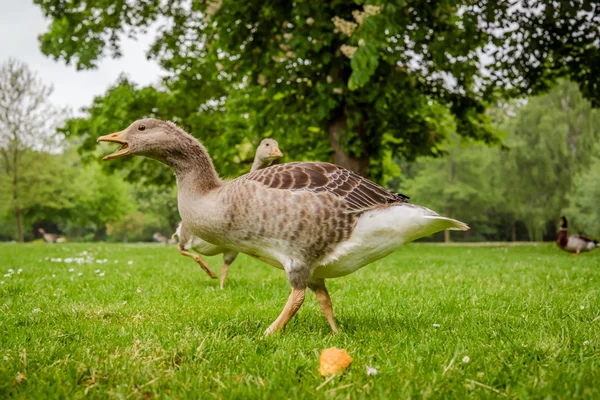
[366,366,378,376]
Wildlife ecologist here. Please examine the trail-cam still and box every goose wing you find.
[241,162,409,213]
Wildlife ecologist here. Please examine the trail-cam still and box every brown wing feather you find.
[242,162,409,213]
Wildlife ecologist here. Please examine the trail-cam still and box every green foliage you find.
[400,80,600,241]
[0,58,67,241]
[105,184,180,242]
[400,136,498,241]
[0,146,133,241]
[565,146,600,237]
[34,0,600,181]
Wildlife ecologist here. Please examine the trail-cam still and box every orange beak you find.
[270,147,284,158]
[97,130,130,160]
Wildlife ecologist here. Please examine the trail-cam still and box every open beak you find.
[97,130,130,160]
[270,147,284,158]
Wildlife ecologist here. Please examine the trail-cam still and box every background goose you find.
[173,138,283,288]
[38,228,65,243]
[98,119,469,335]
[152,232,169,245]
[557,216,598,255]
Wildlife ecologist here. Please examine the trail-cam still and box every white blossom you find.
[340,44,357,58]
[332,16,357,37]
[366,366,378,376]
[364,5,381,15]
[353,10,366,25]
[206,0,222,17]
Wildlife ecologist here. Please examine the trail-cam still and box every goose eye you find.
[265,143,270,146]
[138,125,146,131]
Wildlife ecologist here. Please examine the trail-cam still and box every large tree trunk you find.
[328,114,370,177]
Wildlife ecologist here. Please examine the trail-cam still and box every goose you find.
[38,228,65,243]
[153,231,170,245]
[172,138,284,288]
[557,216,598,255]
[98,119,469,335]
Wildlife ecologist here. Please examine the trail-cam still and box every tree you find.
[564,146,600,237]
[61,158,133,240]
[398,133,498,242]
[399,80,600,242]
[494,80,600,240]
[34,0,600,182]
[0,59,66,242]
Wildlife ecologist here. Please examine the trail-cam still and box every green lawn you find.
[0,242,598,399]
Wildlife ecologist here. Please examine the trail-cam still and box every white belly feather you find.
[312,204,468,279]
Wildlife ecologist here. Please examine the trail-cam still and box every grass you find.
[0,242,599,399]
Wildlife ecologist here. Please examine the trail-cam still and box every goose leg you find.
[309,279,339,333]
[219,263,229,289]
[178,247,217,279]
[264,288,305,335]
[219,251,238,289]
[264,261,310,335]
[177,224,217,279]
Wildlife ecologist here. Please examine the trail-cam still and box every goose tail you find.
[423,215,470,232]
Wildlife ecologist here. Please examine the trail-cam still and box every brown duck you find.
[98,119,469,335]
[557,216,598,255]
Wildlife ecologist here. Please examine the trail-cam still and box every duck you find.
[38,228,65,243]
[97,119,469,335]
[172,138,284,288]
[557,216,598,255]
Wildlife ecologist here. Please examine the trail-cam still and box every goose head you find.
[97,118,193,162]
[98,118,221,190]
[255,138,283,163]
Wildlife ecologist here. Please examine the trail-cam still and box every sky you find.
[0,0,163,115]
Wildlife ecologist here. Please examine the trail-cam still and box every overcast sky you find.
[0,0,163,114]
